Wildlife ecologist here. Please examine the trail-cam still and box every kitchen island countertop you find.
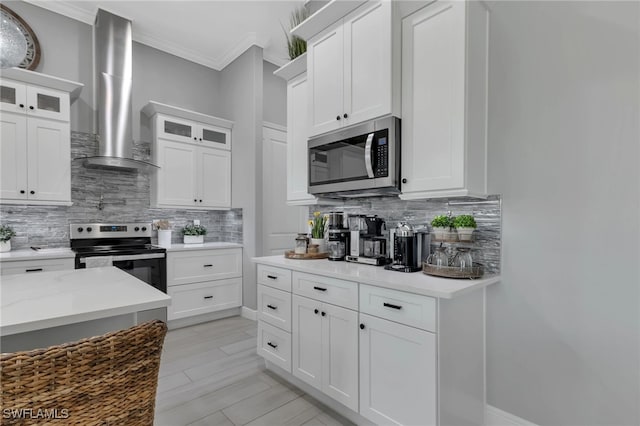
[0,267,171,336]
[252,255,499,299]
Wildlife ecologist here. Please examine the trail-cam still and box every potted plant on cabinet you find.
[182,224,207,244]
[282,6,309,60]
[154,220,172,248]
[0,225,16,252]
[309,212,327,253]
[430,215,453,241]
[453,215,477,241]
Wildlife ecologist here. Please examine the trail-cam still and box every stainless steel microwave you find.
[308,116,400,197]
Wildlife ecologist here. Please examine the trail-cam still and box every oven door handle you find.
[364,132,375,178]
[80,253,166,263]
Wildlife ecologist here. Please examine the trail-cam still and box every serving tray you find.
[422,262,484,279]
[284,250,329,260]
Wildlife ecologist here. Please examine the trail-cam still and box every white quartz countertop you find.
[0,267,171,336]
[252,256,500,299]
[165,242,242,252]
[0,247,75,261]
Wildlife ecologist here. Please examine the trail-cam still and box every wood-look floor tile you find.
[187,410,235,426]
[219,337,258,355]
[244,396,320,426]
[221,384,303,425]
[157,371,192,394]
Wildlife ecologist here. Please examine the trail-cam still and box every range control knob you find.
[134,227,140,232]
[141,226,147,232]
[77,227,83,233]
[86,227,92,232]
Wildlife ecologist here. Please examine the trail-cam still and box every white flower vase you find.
[456,227,475,242]
[157,230,172,248]
[184,235,204,244]
[0,240,11,252]
[310,238,326,253]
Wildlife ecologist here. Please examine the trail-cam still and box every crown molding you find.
[133,30,222,70]
[23,0,95,24]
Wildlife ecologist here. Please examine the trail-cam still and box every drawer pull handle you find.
[204,264,213,267]
[267,341,278,349]
[313,286,327,292]
[383,302,402,310]
[267,275,277,280]
[25,268,44,273]
[204,296,213,300]
[267,304,278,310]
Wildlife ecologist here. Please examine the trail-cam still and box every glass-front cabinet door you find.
[26,86,69,121]
[199,124,231,150]
[157,114,197,144]
[0,80,27,114]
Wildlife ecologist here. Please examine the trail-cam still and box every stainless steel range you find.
[70,223,167,294]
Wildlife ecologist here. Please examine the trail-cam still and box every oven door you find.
[77,253,167,294]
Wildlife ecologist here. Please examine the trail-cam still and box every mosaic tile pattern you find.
[0,132,243,249]
[312,195,502,274]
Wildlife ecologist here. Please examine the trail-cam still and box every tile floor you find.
[154,316,353,426]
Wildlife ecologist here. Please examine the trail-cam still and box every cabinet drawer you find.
[0,258,74,276]
[258,284,292,332]
[168,248,241,285]
[258,321,291,372]
[360,284,436,332]
[292,272,358,310]
[257,264,292,292]
[167,278,241,320]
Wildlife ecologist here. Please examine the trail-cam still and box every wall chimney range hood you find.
[82,9,158,171]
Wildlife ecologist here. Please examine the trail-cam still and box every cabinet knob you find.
[199,199,202,203]
[402,178,407,184]
[314,309,319,314]
[199,138,202,141]
[336,115,341,121]
[194,199,197,202]
[360,323,365,330]
[20,190,25,194]
[30,190,35,194]
[19,104,24,108]
[29,106,34,110]
[193,137,197,140]
[343,113,348,119]
[321,311,326,317]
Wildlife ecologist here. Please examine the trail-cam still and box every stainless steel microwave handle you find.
[80,253,165,263]
[364,133,375,178]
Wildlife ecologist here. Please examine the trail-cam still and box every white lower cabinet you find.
[258,321,292,372]
[168,278,241,320]
[292,294,359,412]
[359,313,437,426]
[0,257,74,276]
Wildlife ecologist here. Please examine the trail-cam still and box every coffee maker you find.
[327,212,348,261]
[346,215,387,266]
[385,222,430,272]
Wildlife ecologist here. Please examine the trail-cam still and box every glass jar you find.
[295,233,308,254]
[452,247,473,270]
[427,246,449,267]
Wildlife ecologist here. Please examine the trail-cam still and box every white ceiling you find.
[23,0,306,70]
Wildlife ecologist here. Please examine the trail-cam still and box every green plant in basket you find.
[182,224,207,236]
[431,215,453,229]
[453,215,477,229]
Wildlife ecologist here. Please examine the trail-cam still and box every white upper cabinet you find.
[400,1,489,199]
[143,102,234,210]
[307,0,399,137]
[0,70,82,206]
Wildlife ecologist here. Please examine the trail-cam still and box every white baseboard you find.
[486,405,538,426]
[241,306,257,321]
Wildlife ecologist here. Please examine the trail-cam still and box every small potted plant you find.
[0,225,16,252]
[430,215,453,241]
[154,220,172,248]
[182,224,207,244]
[453,215,477,241]
[308,211,328,253]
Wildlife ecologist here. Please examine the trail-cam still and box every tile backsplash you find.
[0,132,242,249]
[313,195,502,274]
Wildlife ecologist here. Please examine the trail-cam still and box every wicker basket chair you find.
[1,320,167,426]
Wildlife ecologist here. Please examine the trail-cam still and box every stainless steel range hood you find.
[82,9,158,171]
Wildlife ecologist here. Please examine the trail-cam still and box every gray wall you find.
[486,2,640,424]
[262,61,287,126]
[221,46,264,310]
[3,1,94,133]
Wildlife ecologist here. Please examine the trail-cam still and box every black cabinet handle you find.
[30,190,35,194]
[343,113,348,119]
[267,275,277,280]
[19,103,24,108]
[203,264,213,267]
[360,323,365,330]
[267,304,278,310]
[321,311,326,317]
[314,309,319,314]
[402,178,407,184]
[29,106,34,110]
[383,302,402,310]
[336,115,341,121]
[199,138,202,141]
[20,190,25,194]
[313,286,327,292]
[267,342,278,349]
[194,199,197,202]
[204,296,213,300]
[193,137,197,140]
[25,268,43,272]
[199,199,203,203]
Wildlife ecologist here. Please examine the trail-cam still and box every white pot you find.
[183,235,204,244]
[157,230,172,248]
[456,227,475,241]
[432,227,449,240]
[0,240,11,252]
[310,237,326,253]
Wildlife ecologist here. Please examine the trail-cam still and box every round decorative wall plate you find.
[0,4,40,70]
